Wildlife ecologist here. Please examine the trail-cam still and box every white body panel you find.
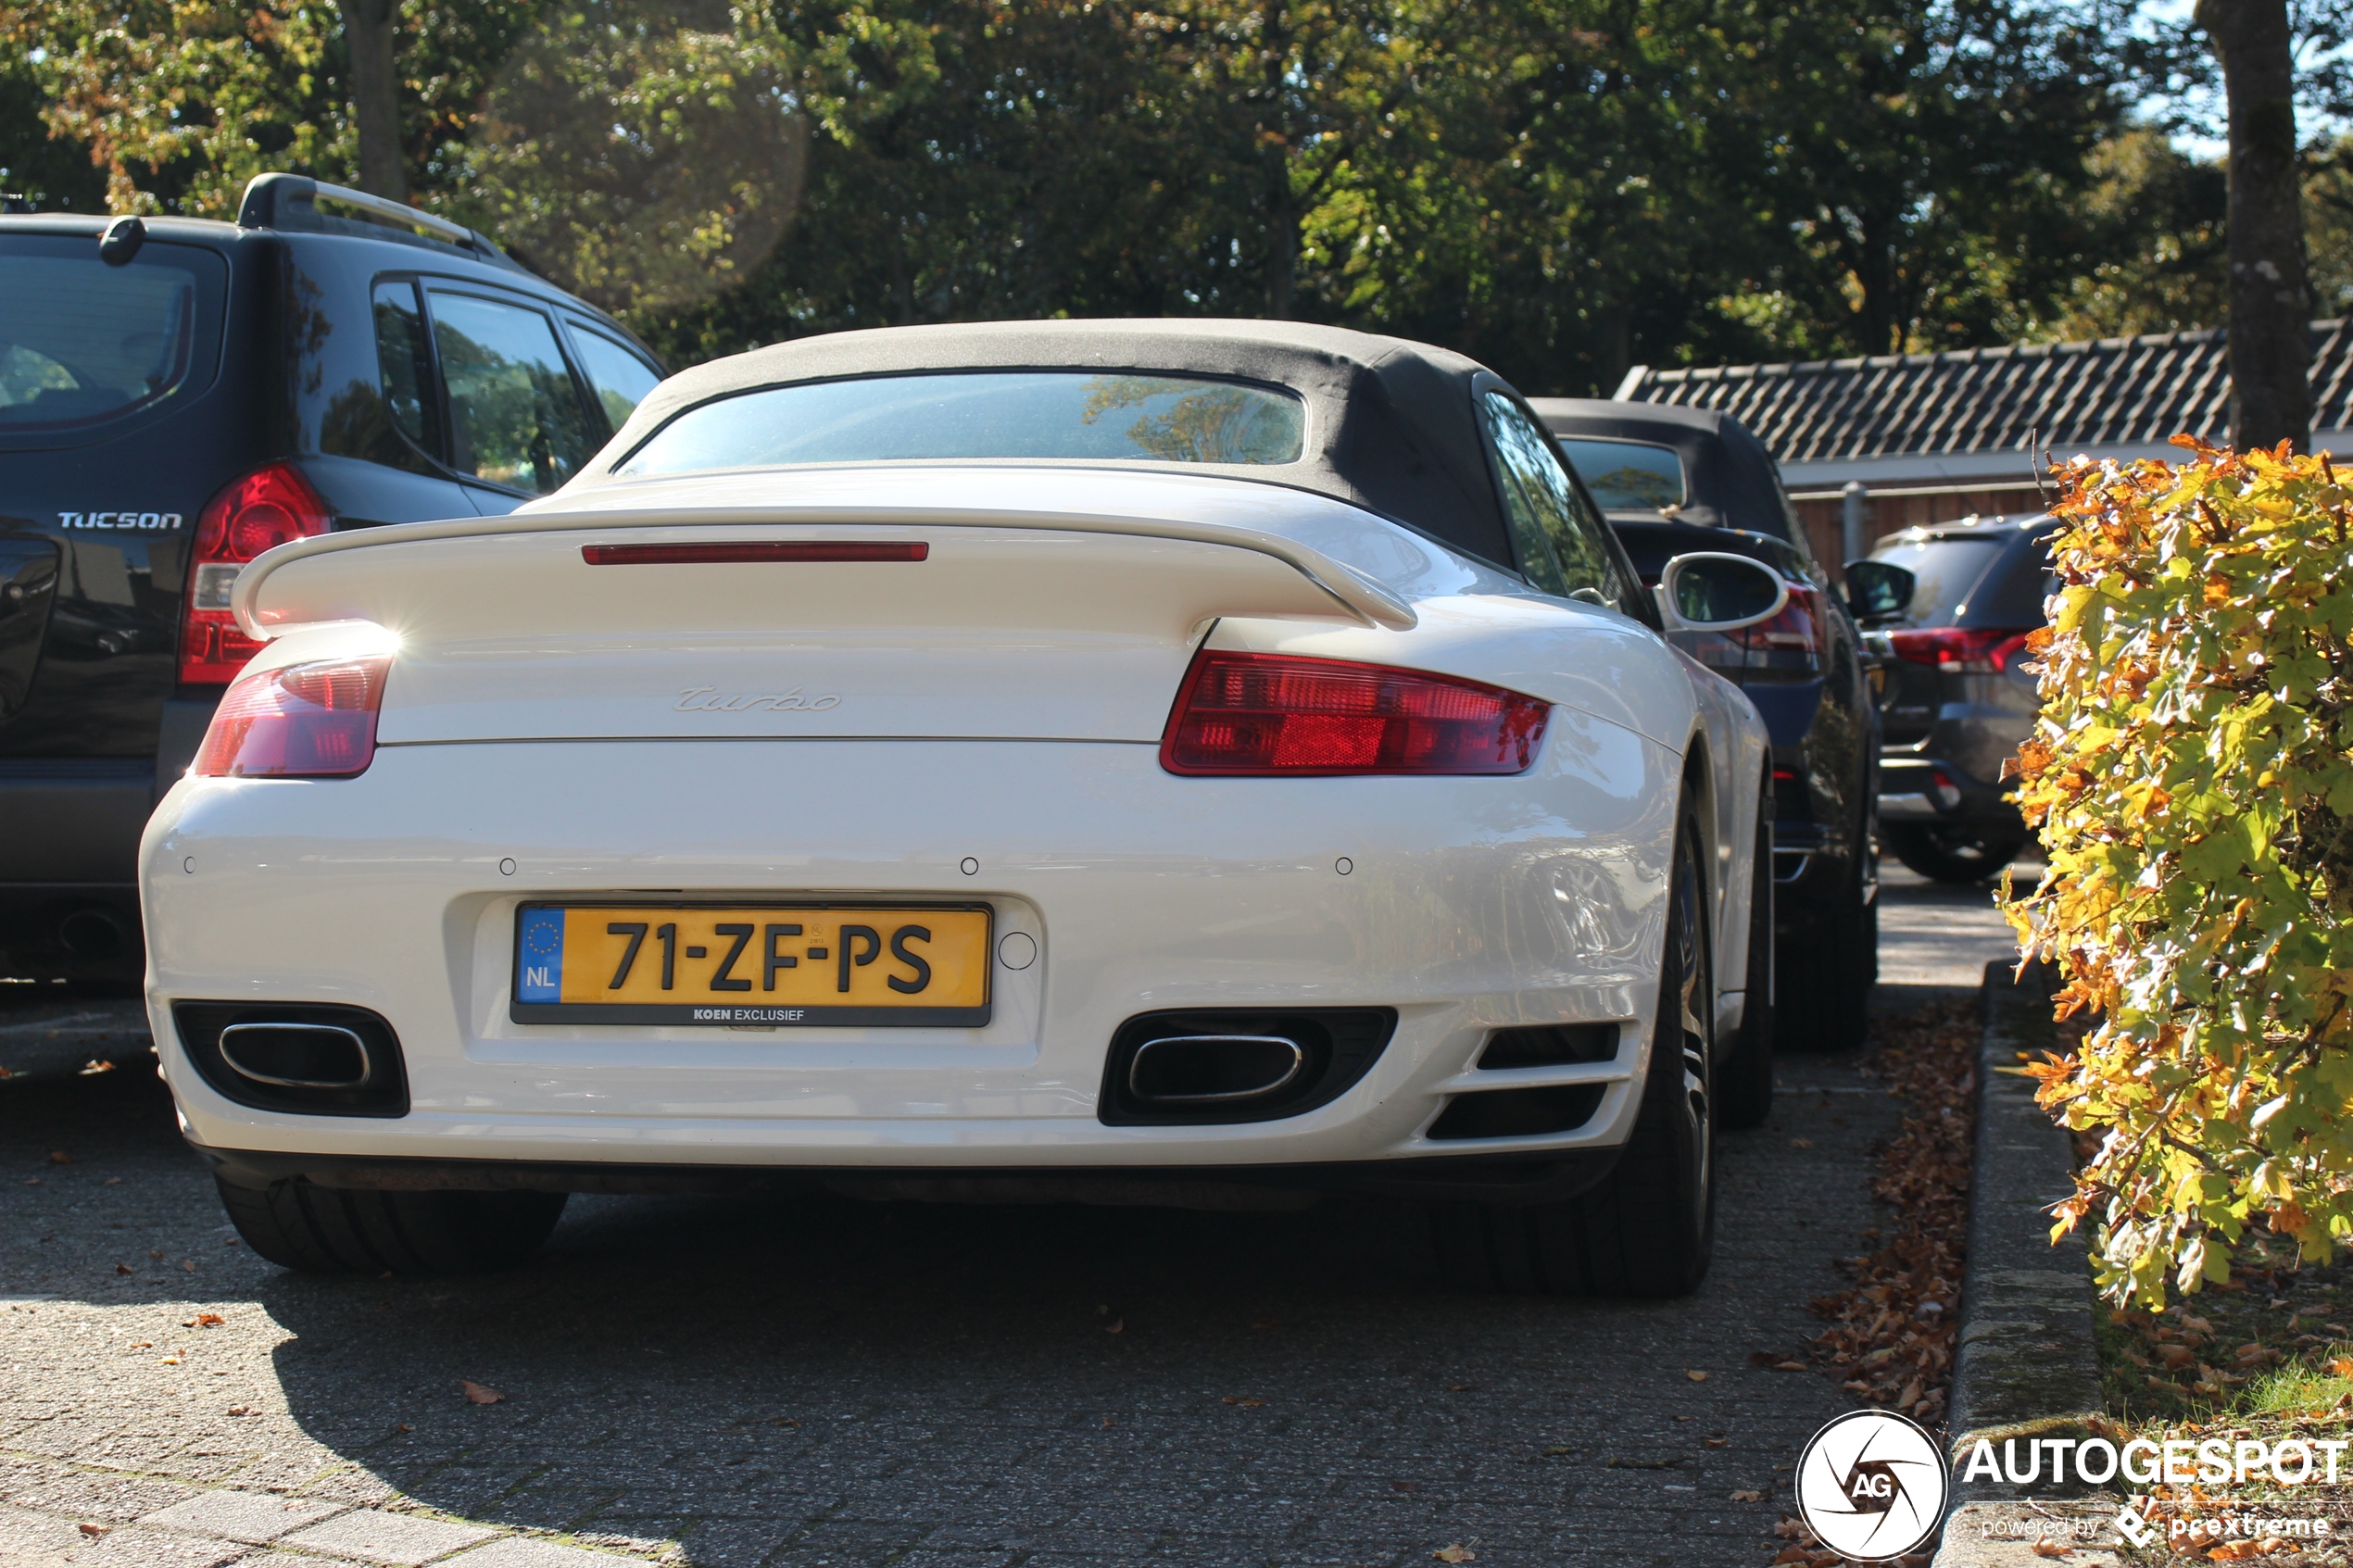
[147,466,1769,1173]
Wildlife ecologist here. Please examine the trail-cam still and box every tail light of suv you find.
[1886,626,2034,674]
[1161,650,1549,775]
[192,656,390,778]
[179,463,332,685]
[1679,578,1831,680]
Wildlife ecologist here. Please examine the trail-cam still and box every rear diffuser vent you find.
[1476,1023,1619,1070]
[1426,1085,1605,1141]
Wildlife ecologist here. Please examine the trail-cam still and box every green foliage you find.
[456,0,805,311]
[2007,442,2353,1309]
[0,0,2213,385]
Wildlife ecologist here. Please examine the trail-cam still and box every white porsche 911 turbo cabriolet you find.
[142,320,1784,1297]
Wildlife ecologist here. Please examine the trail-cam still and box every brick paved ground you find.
[0,869,2010,1568]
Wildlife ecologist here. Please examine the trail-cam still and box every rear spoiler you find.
[233,505,1420,636]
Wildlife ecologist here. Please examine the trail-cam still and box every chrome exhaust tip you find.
[217,1022,374,1090]
[1127,1034,1305,1104]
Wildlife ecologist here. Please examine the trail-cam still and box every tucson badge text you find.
[58,510,182,530]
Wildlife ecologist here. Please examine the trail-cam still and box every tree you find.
[2196,0,2311,448]
[339,0,407,198]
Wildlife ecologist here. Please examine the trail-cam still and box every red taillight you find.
[192,656,390,778]
[1886,626,2037,673]
[179,463,332,685]
[1741,582,1831,666]
[1161,650,1548,776]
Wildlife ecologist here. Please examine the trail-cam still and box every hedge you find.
[2006,438,2353,1308]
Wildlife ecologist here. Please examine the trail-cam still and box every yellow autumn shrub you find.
[2006,438,2353,1307]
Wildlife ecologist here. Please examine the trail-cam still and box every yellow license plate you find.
[510,903,993,1026]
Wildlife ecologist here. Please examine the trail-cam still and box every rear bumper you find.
[143,734,1683,1173]
[1879,755,2020,832]
[0,696,220,977]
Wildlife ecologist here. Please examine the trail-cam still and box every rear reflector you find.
[582,542,929,565]
[193,656,390,778]
[1161,650,1547,775]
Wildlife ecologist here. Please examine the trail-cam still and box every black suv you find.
[0,174,664,981]
[1532,399,1881,1052]
[1855,513,2057,883]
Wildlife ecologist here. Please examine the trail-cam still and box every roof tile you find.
[1628,322,2353,459]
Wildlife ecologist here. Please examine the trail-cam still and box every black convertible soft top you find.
[578,319,1519,570]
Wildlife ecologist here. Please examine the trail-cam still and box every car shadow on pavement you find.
[9,1053,1897,1566]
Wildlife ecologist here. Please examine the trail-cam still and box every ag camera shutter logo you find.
[1794,1409,1950,1562]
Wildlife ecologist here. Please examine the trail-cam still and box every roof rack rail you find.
[234,172,530,275]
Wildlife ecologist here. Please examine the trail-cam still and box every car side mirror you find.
[1654,553,1788,633]
[1843,558,1914,621]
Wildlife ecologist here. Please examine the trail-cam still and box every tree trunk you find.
[2196,0,2310,450]
[339,0,408,202]
[1259,0,1296,317]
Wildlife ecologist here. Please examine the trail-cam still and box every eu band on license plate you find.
[510,903,993,1026]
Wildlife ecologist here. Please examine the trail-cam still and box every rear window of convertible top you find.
[613,370,1308,476]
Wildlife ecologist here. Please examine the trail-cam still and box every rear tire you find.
[1432,805,1715,1298]
[1884,822,2027,884]
[1717,792,1774,1131]
[216,1178,567,1274]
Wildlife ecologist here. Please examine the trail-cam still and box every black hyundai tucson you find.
[0,173,665,981]
[1532,399,1881,1054]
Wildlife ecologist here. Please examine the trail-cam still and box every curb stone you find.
[1929,960,2111,1565]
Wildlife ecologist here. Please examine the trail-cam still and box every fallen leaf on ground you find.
[2329,1356,2353,1377]
[1789,1137,1812,1148]
[2029,1540,2071,1558]
[147,1249,161,1261]
[1432,1548,1475,1564]
[1542,1445,1572,1456]
[395,1423,411,1432]
[1221,1396,1264,1408]
[158,1355,182,1365]
[183,1313,223,1328]
[1705,1436,1730,1448]
[114,1263,132,1275]
[77,1524,107,1538]
[1103,1318,1124,1334]
[48,1150,70,1164]
[1802,997,1973,1424]
[226,1406,250,1417]
[1684,1369,1707,1382]
[1730,1489,1763,1501]
[127,1342,151,1350]
[1446,1382,1476,1391]
[181,1260,196,1273]
[20,1178,38,1185]
[79,1059,115,1075]
[1774,1361,1807,1372]
[461,1381,503,1405]
[103,1176,121,1185]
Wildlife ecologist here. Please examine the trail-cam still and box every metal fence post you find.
[1841,481,1868,564]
